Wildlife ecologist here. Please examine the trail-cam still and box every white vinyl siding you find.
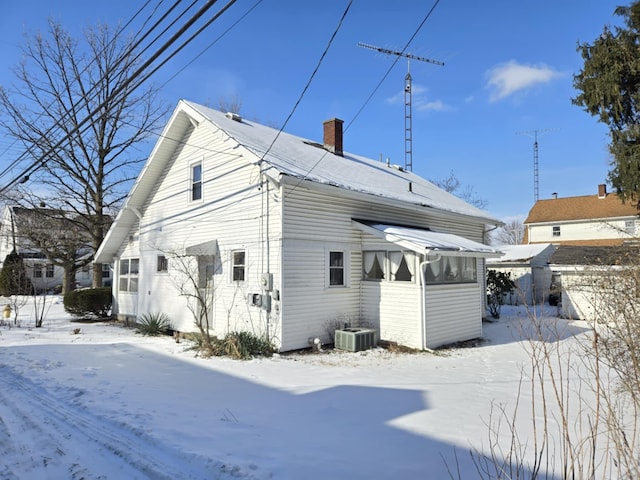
[424,283,483,349]
[280,180,488,351]
[528,218,640,244]
[114,121,282,340]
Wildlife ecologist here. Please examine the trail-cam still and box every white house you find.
[546,245,636,321]
[95,100,502,351]
[487,244,557,305]
[524,184,639,246]
[0,206,105,292]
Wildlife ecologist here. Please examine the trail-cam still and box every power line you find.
[0,0,238,196]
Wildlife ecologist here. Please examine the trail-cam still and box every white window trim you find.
[119,258,139,293]
[190,161,203,202]
[325,248,350,289]
[156,254,169,274]
[231,249,246,283]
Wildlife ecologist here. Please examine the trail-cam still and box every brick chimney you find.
[598,183,607,198]
[323,118,343,156]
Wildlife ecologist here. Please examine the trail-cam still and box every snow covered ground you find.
[0,297,588,479]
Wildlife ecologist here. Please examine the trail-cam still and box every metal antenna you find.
[358,42,444,172]
[517,129,554,202]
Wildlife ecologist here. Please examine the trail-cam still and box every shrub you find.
[0,249,34,296]
[212,331,275,360]
[63,287,112,318]
[136,312,170,336]
[486,269,516,319]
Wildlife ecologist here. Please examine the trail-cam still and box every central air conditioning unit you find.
[334,328,377,352]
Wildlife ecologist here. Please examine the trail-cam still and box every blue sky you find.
[0,0,625,221]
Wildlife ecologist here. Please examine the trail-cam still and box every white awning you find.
[352,220,503,258]
[185,239,218,256]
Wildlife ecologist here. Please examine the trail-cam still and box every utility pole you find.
[517,129,554,203]
[358,42,444,172]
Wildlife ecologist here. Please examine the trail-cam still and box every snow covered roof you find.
[353,220,502,258]
[183,101,500,224]
[96,100,500,263]
[490,244,554,263]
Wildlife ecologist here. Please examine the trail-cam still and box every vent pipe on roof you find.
[598,183,607,198]
[323,118,343,156]
[225,112,242,122]
[552,192,558,199]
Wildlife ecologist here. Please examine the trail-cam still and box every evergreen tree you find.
[0,250,33,296]
[573,3,640,207]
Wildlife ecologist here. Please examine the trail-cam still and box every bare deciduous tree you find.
[492,218,525,245]
[0,20,169,287]
[466,248,640,479]
[218,94,243,115]
[11,207,93,294]
[431,170,488,210]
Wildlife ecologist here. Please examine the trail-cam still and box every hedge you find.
[63,287,112,318]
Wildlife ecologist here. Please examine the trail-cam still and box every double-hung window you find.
[157,255,168,273]
[33,263,43,278]
[232,250,245,282]
[45,264,54,278]
[191,163,202,201]
[329,251,345,286]
[119,258,139,292]
[552,225,561,237]
[102,263,111,278]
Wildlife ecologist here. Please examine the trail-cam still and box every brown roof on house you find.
[524,191,638,224]
[549,245,640,266]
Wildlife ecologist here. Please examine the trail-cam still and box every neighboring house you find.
[524,185,640,311]
[95,100,503,351]
[0,206,110,292]
[548,245,634,321]
[487,243,557,306]
[524,184,639,246]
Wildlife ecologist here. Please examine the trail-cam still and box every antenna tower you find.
[358,42,444,172]
[517,129,553,202]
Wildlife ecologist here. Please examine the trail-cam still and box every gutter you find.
[419,254,441,351]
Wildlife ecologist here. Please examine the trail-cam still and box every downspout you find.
[419,253,440,350]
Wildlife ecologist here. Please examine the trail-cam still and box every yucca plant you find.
[136,312,170,336]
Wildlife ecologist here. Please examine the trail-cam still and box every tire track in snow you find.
[0,364,256,479]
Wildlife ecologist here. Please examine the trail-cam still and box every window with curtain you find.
[425,256,476,284]
[363,251,385,280]
[390,251,415,282]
